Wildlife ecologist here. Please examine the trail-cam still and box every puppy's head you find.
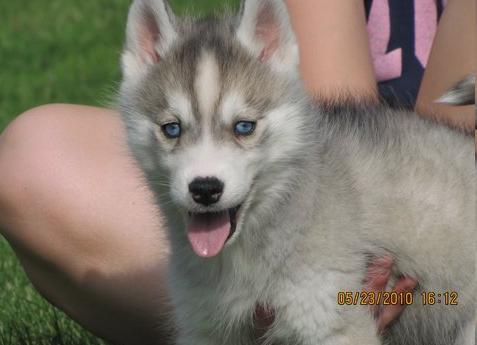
[120,0,314,257]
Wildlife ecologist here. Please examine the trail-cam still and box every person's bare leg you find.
[0,104,172,345]
[285,0,378,100]
[416,0,475,138]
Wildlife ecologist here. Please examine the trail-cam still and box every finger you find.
[377,276,418,331]
[377,303,405,332]
[363,255,394,289]
[371,255,394,270]
[366,274,390,318]
[364,271,390,291]
[364,255,394,318]
[394,276,418,292]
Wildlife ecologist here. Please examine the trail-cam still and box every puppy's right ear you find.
[121,0,177,83]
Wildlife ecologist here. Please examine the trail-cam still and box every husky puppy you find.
[119,0,475,344]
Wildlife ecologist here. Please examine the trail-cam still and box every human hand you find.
[364,256,418,332]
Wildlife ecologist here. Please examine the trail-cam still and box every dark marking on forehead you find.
[131,14,291,144]
[170,18,236,121]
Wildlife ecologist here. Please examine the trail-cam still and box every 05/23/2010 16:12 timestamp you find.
[337,291,459,306]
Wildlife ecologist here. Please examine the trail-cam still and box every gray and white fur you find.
[437,74,476,130]
[437,75,475,107]
[119,0,476,344]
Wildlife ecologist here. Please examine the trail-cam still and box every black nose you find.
[189,177,224,206]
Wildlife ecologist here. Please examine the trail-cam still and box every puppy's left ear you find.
[121,0,178,84]
[236,0,299,75]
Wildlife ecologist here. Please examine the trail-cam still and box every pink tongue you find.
[187,211,231,257]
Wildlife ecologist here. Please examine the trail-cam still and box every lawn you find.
[0,1,238,344]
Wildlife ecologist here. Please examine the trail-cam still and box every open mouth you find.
[186,205,241,258]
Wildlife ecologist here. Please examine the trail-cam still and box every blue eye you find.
[234,121,256,136]
[161,122,181,139]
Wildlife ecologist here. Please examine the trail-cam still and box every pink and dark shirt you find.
[365,0,446,106]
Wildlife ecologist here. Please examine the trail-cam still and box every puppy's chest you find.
[209,261,352,345]
[212,250,341,315]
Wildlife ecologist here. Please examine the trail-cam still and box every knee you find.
[0,105,111,278]
[0,104,77,230]
[0,105,163,278]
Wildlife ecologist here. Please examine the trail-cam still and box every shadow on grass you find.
[0,311,107,345]
[0,237,108,345]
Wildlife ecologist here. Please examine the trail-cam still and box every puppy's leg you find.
[175,323,249,345]
[274,271,381,345]
[454,320,475,345]
[315,308,381,345]
[276,302,380,345]
[176,334,224,345]
[171,281,249,345]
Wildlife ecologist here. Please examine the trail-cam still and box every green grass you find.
[0,1,238,344]
[0,239,108,345]
[0,0,239,132]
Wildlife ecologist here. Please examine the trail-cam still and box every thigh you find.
[0,104,167,274]
[0,104,171,344]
